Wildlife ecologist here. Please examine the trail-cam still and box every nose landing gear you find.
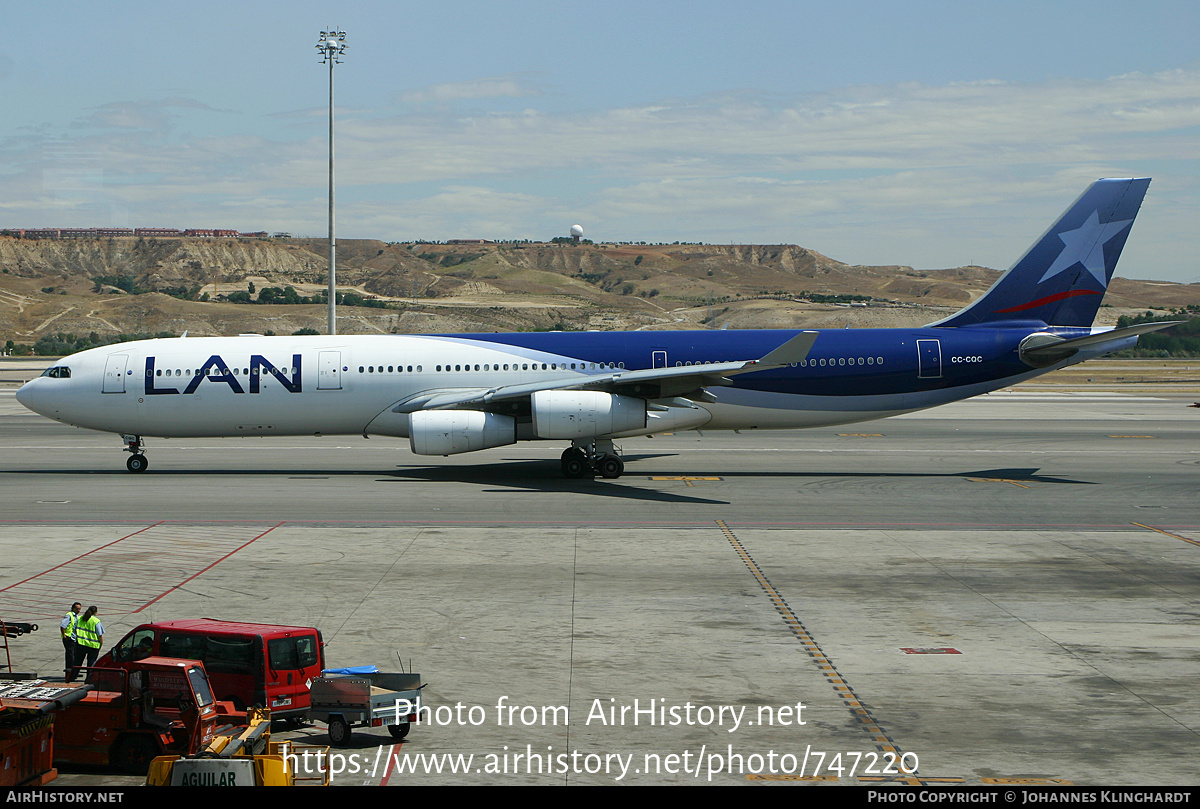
[122,434,148,473]
[560,439,624,479]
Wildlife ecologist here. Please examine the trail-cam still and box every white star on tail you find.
[1038,210,1134,287]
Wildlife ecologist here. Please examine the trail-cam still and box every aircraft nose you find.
[15,378,43,414]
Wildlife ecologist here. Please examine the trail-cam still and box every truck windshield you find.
[186,666,215,708]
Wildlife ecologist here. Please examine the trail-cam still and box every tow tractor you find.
[53,657,228,774]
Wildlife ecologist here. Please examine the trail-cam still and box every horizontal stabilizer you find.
[1019,321,1182,366]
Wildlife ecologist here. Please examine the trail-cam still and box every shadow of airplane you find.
[2,456,1092,507]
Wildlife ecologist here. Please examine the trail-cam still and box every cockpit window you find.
[40,366,71,379]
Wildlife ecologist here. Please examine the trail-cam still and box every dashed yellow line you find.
[982,777,1075,785]
[651,476,722,487]
[715,520,911,770]
[967,477,1031,488]
[860,776,967,785]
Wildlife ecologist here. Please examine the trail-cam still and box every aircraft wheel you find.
[561,448,589,478]
[388,722,411,740]
[597,455,624,479]
[126,454,148,473]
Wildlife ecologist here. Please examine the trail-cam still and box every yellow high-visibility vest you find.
[76,616,102,649]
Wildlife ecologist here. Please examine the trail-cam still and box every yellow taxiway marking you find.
[837,433,884,437]
[1132,522,1200,548]
[650,476,722,487]
[982,777,1075,785]
[966,477,1030,488]
[859,776,966,785]
[1108,435,1156,439]
[716,520,911,770]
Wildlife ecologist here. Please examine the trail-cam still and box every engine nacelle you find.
[409,410,516,456]
[531,390,646,439]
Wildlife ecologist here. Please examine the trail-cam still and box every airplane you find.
[15,178,1180,479]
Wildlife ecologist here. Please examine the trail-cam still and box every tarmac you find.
[1,362,1197,786]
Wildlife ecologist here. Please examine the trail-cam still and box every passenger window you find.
[161,633,207,663]
[203,636,257,675]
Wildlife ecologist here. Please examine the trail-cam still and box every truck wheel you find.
[387,723,411,740]
[113,735,158,774]
[328,716,351,747]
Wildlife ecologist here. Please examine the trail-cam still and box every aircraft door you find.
[103,354,128,393]
[917,339,942,379]
[652,350,667,368]
[318,351,343,390]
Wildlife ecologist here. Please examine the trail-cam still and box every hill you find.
[2,236,1198,351]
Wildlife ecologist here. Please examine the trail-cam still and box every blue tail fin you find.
[931,178,1150,328]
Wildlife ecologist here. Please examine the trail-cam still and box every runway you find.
[1,386,1197,785]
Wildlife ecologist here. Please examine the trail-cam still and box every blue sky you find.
[2,1,1197,281]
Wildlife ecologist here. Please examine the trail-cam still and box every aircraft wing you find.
[390,331,817,414]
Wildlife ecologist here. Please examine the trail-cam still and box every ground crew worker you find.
[73,605,104,675]
[60,601,81,682]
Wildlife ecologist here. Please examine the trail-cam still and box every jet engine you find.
[531,390,646,439]
[409,410,516,456]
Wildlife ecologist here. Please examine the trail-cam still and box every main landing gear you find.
[560,439,625,479]
[122,434,148,473]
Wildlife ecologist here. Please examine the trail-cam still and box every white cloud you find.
[399,76,539,104]
[3,69,1197,279]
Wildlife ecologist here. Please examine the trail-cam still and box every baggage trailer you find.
[0,680,91,787]
[309,671,424,746]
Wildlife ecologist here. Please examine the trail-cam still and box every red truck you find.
[97,619,325,720]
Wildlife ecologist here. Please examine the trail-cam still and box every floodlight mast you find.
[317,30,346,335]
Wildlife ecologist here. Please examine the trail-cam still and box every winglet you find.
[754,331,818,367]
